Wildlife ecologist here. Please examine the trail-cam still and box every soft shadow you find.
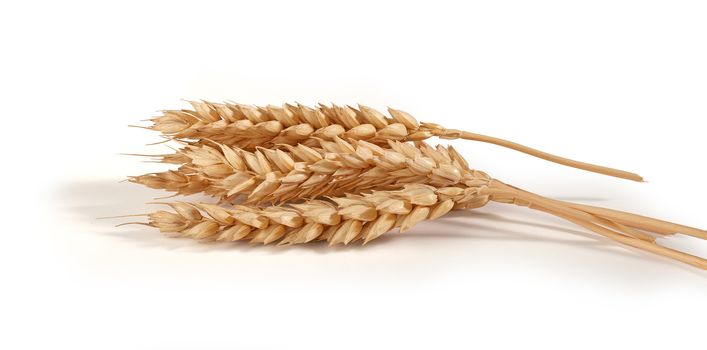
[431,210,705,277]
[551,196,608,202]
[56,179,212,222]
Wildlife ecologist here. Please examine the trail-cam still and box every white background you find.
[1,1,706,349]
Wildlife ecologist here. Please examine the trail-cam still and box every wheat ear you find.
[138,178,707,269]
[129,138,486,203]
[146,101,643,181]
[142,184,489,246]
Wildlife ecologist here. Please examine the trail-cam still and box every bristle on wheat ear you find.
[146,101,643,181]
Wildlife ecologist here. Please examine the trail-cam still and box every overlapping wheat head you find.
[124,101,707,270]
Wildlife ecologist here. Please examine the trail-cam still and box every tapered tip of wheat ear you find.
[145,100,643,182]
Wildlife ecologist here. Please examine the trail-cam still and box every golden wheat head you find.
[145,100,643,181]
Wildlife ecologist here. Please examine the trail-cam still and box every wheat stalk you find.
[130,138,487,203]
[144,100,643,181]
[133,179,707,269]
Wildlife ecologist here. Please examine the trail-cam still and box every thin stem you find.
[550,208,707,270]
[593,217,655,242]
[499,182,707,239]
[453,130,644,182]
[481,180,707,269]
[559,202,707,240]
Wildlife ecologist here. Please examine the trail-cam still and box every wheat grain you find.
[145,101,643,181]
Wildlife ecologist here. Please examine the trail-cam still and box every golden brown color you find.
[125,100,707,270]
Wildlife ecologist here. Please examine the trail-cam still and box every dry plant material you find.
[145,101,643,181]
[122,101,707,270]
[140,184,479,246]
[130,138,486,203]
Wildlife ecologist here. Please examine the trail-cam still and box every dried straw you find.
[144,101,643,181]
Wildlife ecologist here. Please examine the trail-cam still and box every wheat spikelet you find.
[130,138,490,203]
[145,101,643,181]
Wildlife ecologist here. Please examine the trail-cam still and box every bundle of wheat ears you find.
[124,101,707,269]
